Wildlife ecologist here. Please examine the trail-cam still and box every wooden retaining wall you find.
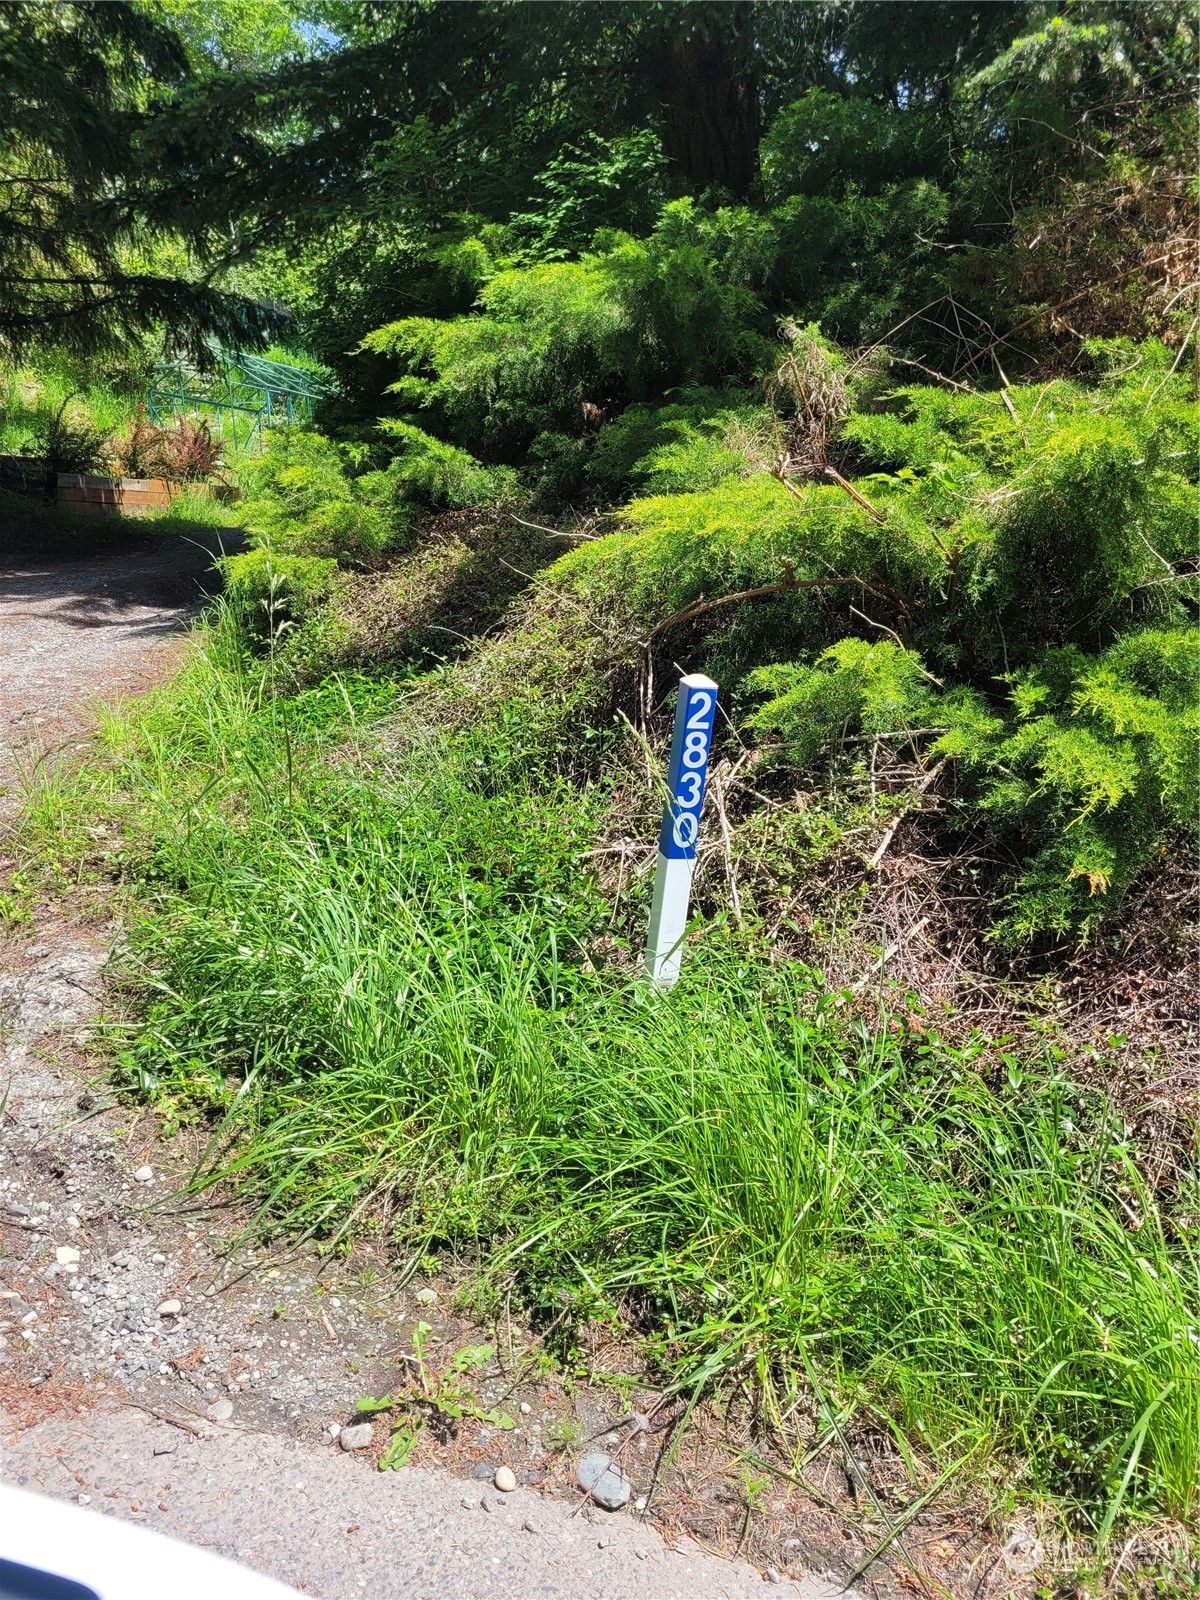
[0,459,240,515]
[56,474,175,515]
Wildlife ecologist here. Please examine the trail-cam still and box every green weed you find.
[357,1326,514,1468]
[546,1417,587,1453]
[0,869,33,926]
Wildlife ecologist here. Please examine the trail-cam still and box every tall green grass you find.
[23,618,1199,1536]
[0,362,274,476]
[0,365,138,455]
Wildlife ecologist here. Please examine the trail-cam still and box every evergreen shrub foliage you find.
[748,629,1198,943]
[237,424,515,562]
[507,130,668,260]
[360,200,773,455]
[583,388,757,499]
[231,330,1192,944]
[377,419,519,509]
[422,339,1196,944]
[238,430,398,561]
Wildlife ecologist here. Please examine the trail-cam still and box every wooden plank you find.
[51,472,204,514]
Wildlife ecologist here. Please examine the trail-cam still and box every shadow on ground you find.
[0,518,243,817]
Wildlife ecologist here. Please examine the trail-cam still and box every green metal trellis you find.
[146,348,329,453]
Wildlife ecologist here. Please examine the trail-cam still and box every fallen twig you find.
[822,465,886,522]
[509,513,600,542]
[851,917,931,993]
[122,1398,212,1438]
[643,569,898,648]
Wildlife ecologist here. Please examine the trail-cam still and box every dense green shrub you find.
[747,628,1198,943]
[842,343,1196,670]
[237,423,515,563]
[506,130,668,260]
[360,200,773,456]
[584,388,757,498]
[238,430,396,560]
[376,420,519,509]
[220,548,337,640]
[939,630,1200,943]
[746,639,936,766]
[415,342,1197,943]
[526,387,758,502]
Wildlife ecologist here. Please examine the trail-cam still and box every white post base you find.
[643,852,696,988]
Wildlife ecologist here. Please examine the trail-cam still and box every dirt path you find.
[0,533,227,817]
[0,537,847,1600]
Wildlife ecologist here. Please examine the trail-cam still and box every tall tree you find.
[159,1,818,242]
[150,0,1193,389]
[0,0,280,362]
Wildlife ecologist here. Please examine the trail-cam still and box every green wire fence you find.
[147,348,329,453]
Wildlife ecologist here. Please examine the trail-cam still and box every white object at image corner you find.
[0,1483,298,1600]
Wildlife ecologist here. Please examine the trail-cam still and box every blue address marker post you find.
[643,673,719,988]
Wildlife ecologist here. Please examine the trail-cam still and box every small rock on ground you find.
[576,1451,632,1511]
[338,1422,374,1452]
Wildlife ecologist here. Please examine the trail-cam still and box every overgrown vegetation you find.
[247,336,1193,948]
[1,365,142,464]
[0,359,314,494]
[24,324,1197,1551]
[230,423,517,563]
[26,623,1197,1542]
[6,0,1198,1572]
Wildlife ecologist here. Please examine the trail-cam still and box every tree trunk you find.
[661,15,760,199]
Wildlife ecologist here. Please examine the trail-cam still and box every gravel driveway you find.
[0,532,229,818]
